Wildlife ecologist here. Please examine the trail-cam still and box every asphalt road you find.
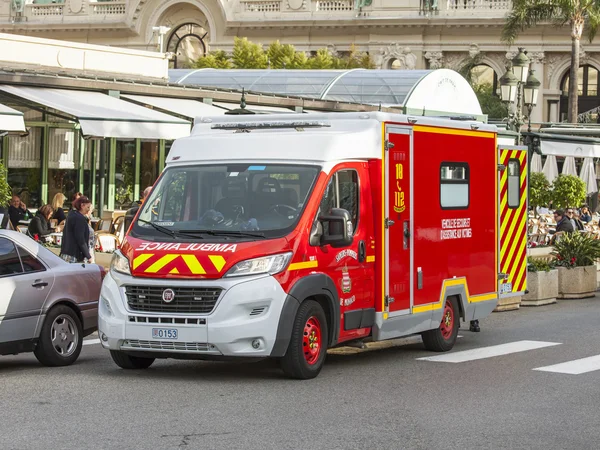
[2,298,600,450]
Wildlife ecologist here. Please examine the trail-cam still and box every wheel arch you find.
[270,273,340,357]
[35,299,83,338]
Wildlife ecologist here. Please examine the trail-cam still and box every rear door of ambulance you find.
[499,145,528,298]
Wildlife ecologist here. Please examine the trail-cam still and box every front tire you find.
[422,296,459,352]
[280,300,328,380]
[34,305,83,367]
[110,350,155,369]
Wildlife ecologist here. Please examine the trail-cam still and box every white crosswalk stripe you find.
[82,338,101,346]
[417,340,562,363]
[533,355,600,375]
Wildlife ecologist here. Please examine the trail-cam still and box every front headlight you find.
[224,252,292,278]
[110,250,131,275]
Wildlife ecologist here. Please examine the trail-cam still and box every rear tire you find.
[110,350,155,369]
[280,300,328,380]
[422,296,459,352]
[34,305,83,367]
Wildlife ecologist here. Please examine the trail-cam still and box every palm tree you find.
[502,0,600,123]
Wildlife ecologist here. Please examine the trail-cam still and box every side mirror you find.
[319,208,353,248]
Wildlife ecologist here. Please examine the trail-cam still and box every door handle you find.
[32,280,48,288]
[358,240,366,263]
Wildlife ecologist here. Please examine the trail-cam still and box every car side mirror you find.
[318,208,353,248]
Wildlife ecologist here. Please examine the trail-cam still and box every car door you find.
[0,237,55,343]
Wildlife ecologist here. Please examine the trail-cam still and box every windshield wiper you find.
[179,229,266,239]
[137,219,203,240]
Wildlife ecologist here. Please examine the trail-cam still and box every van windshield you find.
[131,164,321,241]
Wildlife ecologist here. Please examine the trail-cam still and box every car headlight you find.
[110,250,131,275]
[224,252,292,278]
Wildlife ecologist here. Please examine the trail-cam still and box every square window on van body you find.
[440,162,470,210]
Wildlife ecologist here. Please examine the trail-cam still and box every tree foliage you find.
[231,37,268,69]
[473,82,508,120]
[192,50,233,69]
[529,172,552,215]
[192,39,375,70]
[502,0,600,123]
[551,174,587,209]
[0,160,11,206]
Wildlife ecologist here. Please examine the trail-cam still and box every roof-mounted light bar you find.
[210,120,331,131]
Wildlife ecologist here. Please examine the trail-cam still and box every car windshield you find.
[131,163,321,241]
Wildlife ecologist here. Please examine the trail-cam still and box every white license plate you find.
[152,328,178,340]
[500,282,513,294]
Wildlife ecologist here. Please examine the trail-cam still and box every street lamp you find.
[499,48,541,143]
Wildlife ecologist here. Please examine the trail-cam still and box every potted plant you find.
[550,174,586,210]
[552,232,600,299]
[529,172,552,217]
[522,257,558,306]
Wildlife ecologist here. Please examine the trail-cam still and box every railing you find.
[242,1,281,12]
[28,3,64,16]
[443,0,511,12]
[315,0,353,11]
[92,1,127,15]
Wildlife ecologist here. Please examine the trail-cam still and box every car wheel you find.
[421,296,459,352]
[110,350,155,369]
[280,300,328,380]
[34,305,83,367]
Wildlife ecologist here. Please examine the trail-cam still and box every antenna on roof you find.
[225,88,256,115]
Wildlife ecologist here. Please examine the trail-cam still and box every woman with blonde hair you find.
[51,192,67,225]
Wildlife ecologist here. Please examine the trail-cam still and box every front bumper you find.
[98,270,287,358]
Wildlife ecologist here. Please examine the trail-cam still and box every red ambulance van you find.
[98,112,528,379]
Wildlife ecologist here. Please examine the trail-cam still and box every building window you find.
[560,65,600,120]
[7,128,43,208]
[507,159,520,208]
[440,162,469,209]
[48,128,79,208]
[167,23,208,69]
[140,140,159,192]
[115,140,135,209]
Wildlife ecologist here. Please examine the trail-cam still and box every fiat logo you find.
[162,289,175,303]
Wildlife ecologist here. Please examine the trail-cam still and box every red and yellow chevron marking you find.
[132,253,227,276]
[499,149,528,294]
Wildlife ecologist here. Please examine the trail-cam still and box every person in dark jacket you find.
[554,209,574,233]
[27,205,55,241]
[8,195,27,229]
[124,186,152,232]
[60,196,93,263]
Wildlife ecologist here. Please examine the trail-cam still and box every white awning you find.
[213,102,297,114]
[0,86,190,140]
[120,94,227,119]
[0,102,25,132]
[541,139,600,158]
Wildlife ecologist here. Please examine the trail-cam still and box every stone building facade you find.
[1,0,599,123]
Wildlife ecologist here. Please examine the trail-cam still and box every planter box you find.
[557,265,597,299]
[522,269,558,306]
[493,295,521,312]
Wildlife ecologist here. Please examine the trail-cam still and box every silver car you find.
[0,230,102,366]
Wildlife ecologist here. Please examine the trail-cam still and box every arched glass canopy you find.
[169,68,483,118]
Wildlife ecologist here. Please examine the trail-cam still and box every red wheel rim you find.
[303,316,322,365]
[440,302,454,340]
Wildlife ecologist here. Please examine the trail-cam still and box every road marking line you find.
[83,339,101,346]
[416,340,562,363]
[533,355,600,375]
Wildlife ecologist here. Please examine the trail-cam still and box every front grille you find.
[123,339,212,352]
[125,286,222,314]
